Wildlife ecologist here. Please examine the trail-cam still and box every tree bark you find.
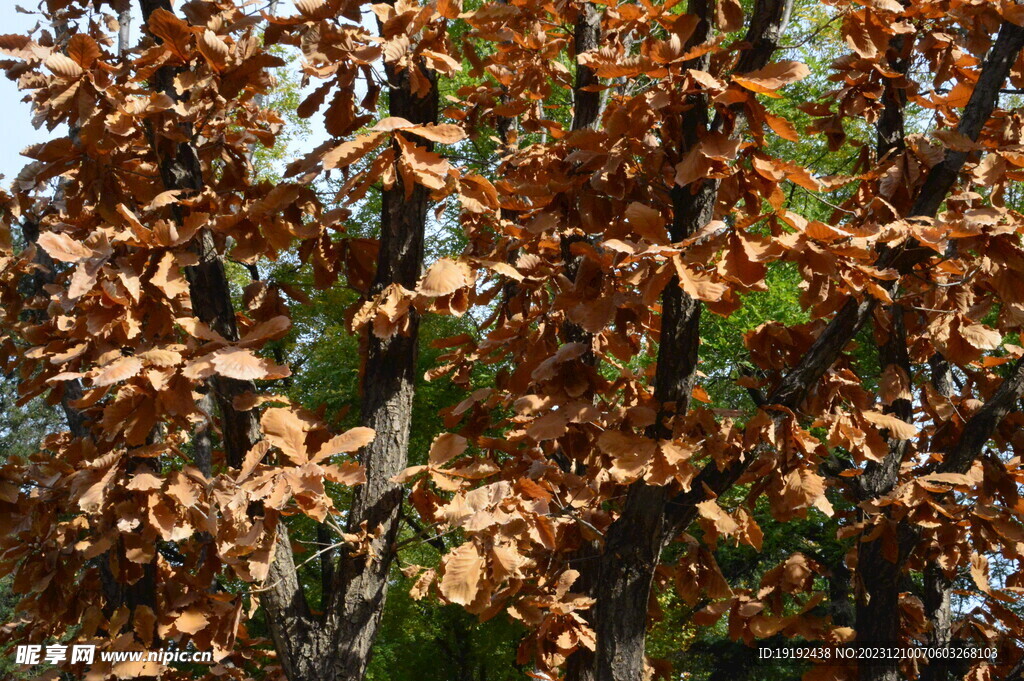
[116,0,131,56]
[138,0,262,470]
[134,1,319,675]
[137,2,439,678]
[853,22,1024,681]
[909,21,1024,219]
[320,52,437,681]
[920,357,953,681]
[664,11,1024,538]
[855,29,913,679]
[562,7,608,679]
[920,562,953,681]
[855,307,912,681]
[588,3,792,680]
[571,4,602,133]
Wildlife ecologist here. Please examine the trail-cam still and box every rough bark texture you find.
[920,357,953,681]
[561,8,608,680]
[571,4,602,132]
[560,0,604,361]
[624,20,1024,681]
[323,57,437,681]
[21,216,89,438]
[588,3,792,680]
[938,357,1024,474]
[855,31,913,679]
[146,0,438,676]
[666,10,1024,535]
[910,21,1024,219]
[920,562,953,681]
[139,0,262,470]
[255,45,437,681]
[855,307,912,681]
[136,1,318,676]
[852,24,1024,681]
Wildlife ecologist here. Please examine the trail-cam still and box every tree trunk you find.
[588,3,793,679]
[136,2,439,678]
[562,6,607,679]
[320,49,438,681]
[855,307,913,681]
[920,563,952,681]
[116,0,131,56]
[854,21,1024,681]
[855,30,912,678]
[137,0,262,470]
[920,357,953,681]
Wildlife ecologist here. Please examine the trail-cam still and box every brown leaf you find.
[151,252,190,298]
[733,61,810,95]
[862,410,918,440]
[410,568,436,600]
[240,316,292,345]
[67,34,101,68]
[715,0,744,32]
[322,133,386,170]
[419,258,469,296]
[148,8,192,59]
[212,347,279,381]
[323,461,367,485]
[37,232,92,262]
[764,112,800,142]
[126,472,162,491]
[92,356,143,387]
[526,412,568,441]
[44,53,83,78]
[261,407,314,464]
[405,123,467,144]
[314,427,376,462]
[959,322,1002,351]
[440,543,484,606]
[396,134,450,190]
[238,441,271,482]
[969,552,990,594]
[428,433,468,466]
[175,608,209,635]
[198,30,230,71]
[696,499,739,536]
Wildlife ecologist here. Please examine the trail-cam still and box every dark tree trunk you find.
[910,22,1024,219]
[561,8,609,678]
[571,4,602,132]
[588,4,794,679]
[320,50,438,681]
[854,21,1024,681]
[855,30,913,676]
[920,358,953,681]
[855,306,912,681]
[920,563,953,681]
[591,0,789,676]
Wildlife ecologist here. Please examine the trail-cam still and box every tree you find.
[1,1,1024,681]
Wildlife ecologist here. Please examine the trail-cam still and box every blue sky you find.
[0,7,50,186]
[0,2,311,188]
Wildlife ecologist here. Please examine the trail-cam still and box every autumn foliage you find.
[2,1,1024,681]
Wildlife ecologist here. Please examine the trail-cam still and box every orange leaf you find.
[733,61,810,95]
[440,543,484,606]
[67,34,101,68]
[37,232,93,262]
[261,407,315,464]
[428,433,468,466]
[92,356,143,387]
[314,427,376,462]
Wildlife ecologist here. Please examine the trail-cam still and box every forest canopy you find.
[1,1,1024,681]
